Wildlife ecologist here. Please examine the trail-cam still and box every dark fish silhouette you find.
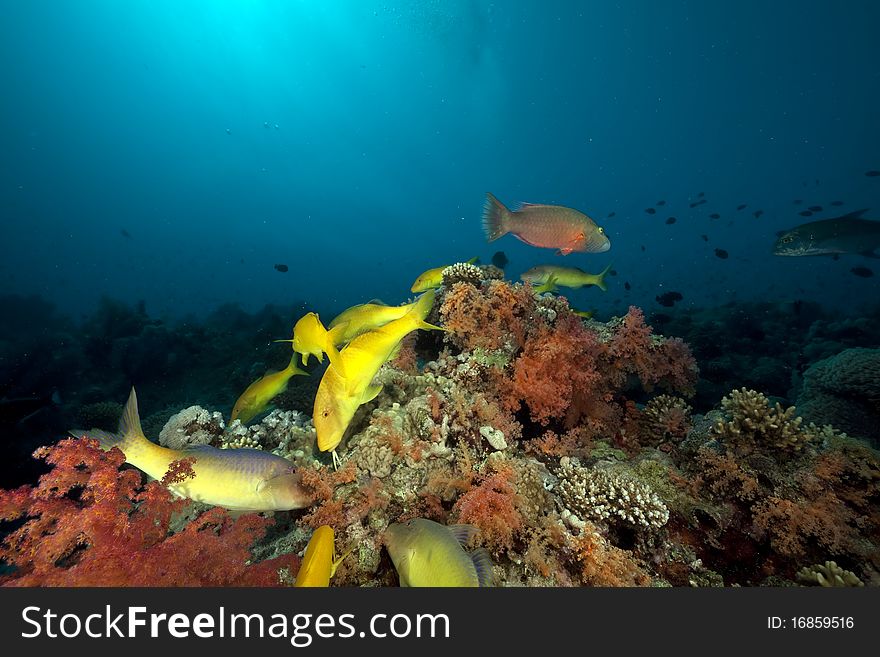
[851,266,874,278]
[689,199,707,208]
[698,192,705,198]
[665,217,676,225]
[609,269,618,276]
[656,200,666,206]
[655,291,683,307]
[714,248,729,259]
[624,281,631,291]
[737,204,747,210]
[120,229,132,239]
[865,170,880,177]
[700,234,709,241]
[753,210,764,218]
[709,213,720,219]
[491,251,508,269]
[773,209,880,257]
[607,212,616,218]
[799,210,813,217]
[640,245,646,252]
[645,208,656,215]
[274,264,289,272]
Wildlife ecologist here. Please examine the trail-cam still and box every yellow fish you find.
[410,257,479,293]
[327,297,425,346]
[277,312,334,366]
[520,262,612,293]
[73,389,312,512]
[293,525,351,587]
[384,519,494,587]
[231,355,307,424]
[314,291,441,467]
[571,308,595,319]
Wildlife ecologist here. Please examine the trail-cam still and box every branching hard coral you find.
[441,262,483,287]
[641,395,693,445]
[713,388,815,454]
[796,561,864,587]
[159,405,225,449]
[556,458,669,530]
[0,438,290,586]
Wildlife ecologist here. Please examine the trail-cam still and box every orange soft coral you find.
[440,280,535,351]
[451,467,523,552]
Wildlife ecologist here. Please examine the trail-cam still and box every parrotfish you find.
[410,257,479,293]
[231,355,307,424]
[384,519,494,587]
[520,262,612,293]
[314,291,442,467]
[73,389,312,512]
[773,209,880,257]
[482,193,610,255]
[293,525,351,587]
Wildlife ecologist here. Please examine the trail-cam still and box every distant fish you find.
[714,248,729,259]
[640,245,646,251]
[491,251,508,269]
[700,234,709,241]
[665,217,676,225]
[851,266,874,278]
[521,263,612,293]
[607,212,616,218]
[830,201,844,206]
[809,206,823,212]
[698,192,705,198]
[689,199,707,208]
[274,263,289,272]
[773,209,880,257]
[645,207,656,215]
[609,269,618,276]
[737,204,747,211]
[753,210,764,218]
[709,213,720,219]
[231,356,308,424]
[120,229,132,239]
[656,200,666,206]
[482,193,610,255]
[799,211,813,217]
[624,281,631,291]
[656,291,683,307]
[865,170,880,177]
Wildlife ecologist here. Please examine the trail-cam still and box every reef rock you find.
[158,406,225,449]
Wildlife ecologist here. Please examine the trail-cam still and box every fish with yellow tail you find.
[520,262,613,293]
[73,388,312,512]
[293,525,352,587]
[410,257,479,293]
[231,354,307,424]
[384,519,494,587]
[482,192,610,255]
[327,295,433,346]
[314,291,443,468]
[276,312,334,366]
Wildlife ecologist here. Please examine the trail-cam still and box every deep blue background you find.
[2,0,878,320]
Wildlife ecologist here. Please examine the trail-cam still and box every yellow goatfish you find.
[410,257,479,293]
[384,519,494,587]
[314,291,442,467]
[520,263,612,293]
[277,312,334,366]
[327,297,426,346]
[293,525,352,587]
[73,389,312,512]
[231,354,307,424]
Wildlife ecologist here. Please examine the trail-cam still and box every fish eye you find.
[597,227,604,235]
[782,236,793,243]
[321,408,331,418]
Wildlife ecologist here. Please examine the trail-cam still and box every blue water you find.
[1,0,878,319]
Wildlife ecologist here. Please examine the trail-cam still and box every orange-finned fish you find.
[293,525,351,587]
[482,192,611,255]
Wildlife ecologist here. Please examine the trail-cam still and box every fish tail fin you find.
[409,290,437,321]
[69,428,122,451]
[595,262,613,292]
[470,548,495,587]
[72,387,146,456]
[482,193,510,242]
[466,256,480,265]
[285,354,308,377]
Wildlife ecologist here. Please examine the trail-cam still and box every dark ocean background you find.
[1,0,878,485]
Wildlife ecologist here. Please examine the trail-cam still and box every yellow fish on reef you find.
[314,291,442,467]
[327,297,428,346]
[277,312,334,366]
[231,355,307,424]
[73,389,312,512]
[410,257,479,293]
[384,519,494,587]
[483,193,610,255]
[520,263,613,293]
[293,525,352,587]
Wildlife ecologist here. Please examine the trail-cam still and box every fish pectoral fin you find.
[330,546,354,578]
[361,383,384,404]
[556,247,573,256]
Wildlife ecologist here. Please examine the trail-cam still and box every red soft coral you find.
[451,466,523,552]
[0,438,290,587]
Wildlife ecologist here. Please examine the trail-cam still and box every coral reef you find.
[159,405,225,449]
[796,561,864,587]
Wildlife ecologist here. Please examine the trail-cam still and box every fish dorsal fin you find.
[470,548,494,587]
[517,202,552,210]
[447,524,478,547]
[842,208,869,220]
[366,298,387,306]
[118,387,145,438]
